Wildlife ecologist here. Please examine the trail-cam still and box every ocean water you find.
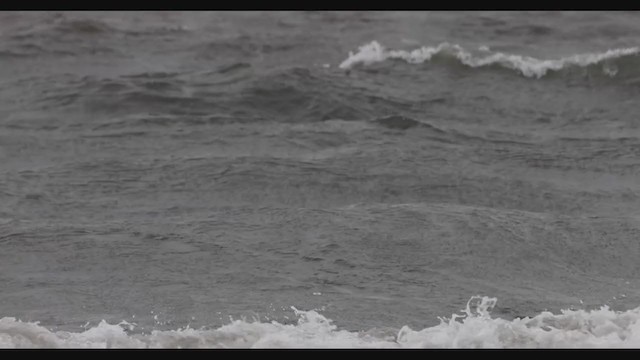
[1,11,640,348]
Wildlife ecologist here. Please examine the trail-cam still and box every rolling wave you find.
[1,297,639,348]
[340,41,640,79]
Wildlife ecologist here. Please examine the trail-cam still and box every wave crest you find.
[339,41,640,78]
[3,297,640,348]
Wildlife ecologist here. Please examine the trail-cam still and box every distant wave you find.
[2,297,640,348]
[339,41,640,78]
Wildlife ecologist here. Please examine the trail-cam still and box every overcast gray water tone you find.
[2,11,640,348]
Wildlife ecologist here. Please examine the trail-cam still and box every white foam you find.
[2,297,640,348]
[339,41,640,78]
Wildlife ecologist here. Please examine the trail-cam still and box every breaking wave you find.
[339,41,640,79]
[2,297,640,348]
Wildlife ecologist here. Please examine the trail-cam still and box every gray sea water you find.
[2,11,640,348]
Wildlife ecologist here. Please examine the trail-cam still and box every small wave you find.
[54,19,112,35]
[2,297,640,348]
[370,115,446,133]
[0,43,76,58]
[9,18,114,41]
[339,41,640,78]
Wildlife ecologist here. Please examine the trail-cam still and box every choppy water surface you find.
[2,11,640,348]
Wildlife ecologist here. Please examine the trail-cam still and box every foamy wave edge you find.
[2,296,640,348]
[339,41,640,78]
